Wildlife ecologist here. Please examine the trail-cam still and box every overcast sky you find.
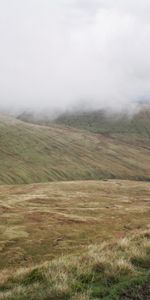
[0,0,150,112]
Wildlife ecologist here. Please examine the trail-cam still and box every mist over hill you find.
[1,1,150,113]
[55,104,150,136]
[17,102,150,137]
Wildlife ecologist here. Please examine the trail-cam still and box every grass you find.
[0,179,149,271]
[0,114,150,184]
[55,106,150,137]
[0,179,149,299]
[0,228,149,299]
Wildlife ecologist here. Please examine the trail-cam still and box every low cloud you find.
[0,0,150,112]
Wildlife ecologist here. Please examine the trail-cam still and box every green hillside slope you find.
[0,114,150,184]
[55,106,150,137]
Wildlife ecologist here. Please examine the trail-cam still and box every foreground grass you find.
[0,180,150,269]
[0,229,150,300]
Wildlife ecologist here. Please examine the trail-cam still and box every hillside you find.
[0,179,150,299]
[0,114,150,184]
[17,105,150,138]
[55,106,150,137]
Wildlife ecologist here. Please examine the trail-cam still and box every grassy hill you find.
[55,106,150,137]
[17,104,150,137]
[0,114,150,184]
[0,179,150,299]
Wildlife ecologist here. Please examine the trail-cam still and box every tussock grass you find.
[0,229,150,299]
[0,180,150,269]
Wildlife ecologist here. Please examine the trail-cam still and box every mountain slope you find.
[55,106,150,137]
[0,114,150,184]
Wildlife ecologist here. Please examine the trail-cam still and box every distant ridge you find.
[55,105,150,137]
[17,104,150,137]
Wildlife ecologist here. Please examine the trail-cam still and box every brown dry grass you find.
[0,179,150,270]
[0,228,150,300]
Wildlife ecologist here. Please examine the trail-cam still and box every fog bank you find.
[0,0,150,112]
